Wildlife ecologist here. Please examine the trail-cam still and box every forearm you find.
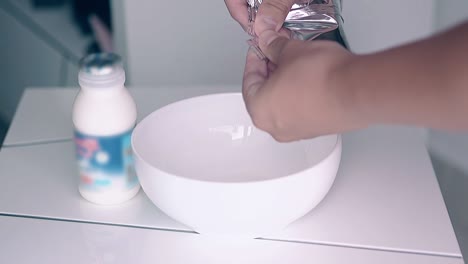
[344,21,468,130]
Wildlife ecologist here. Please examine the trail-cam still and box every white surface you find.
[133,93,341,237]
[111,0,247,86]
[0,140,188,231]
[341,0,435,54]
[3,88,78,146]
[271,127,460,257]
[1,216,462,264]
[0,7,62,123]
[0,123,461,257]
[4,86,240,146]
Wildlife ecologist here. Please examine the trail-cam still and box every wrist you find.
[332,54,374,131]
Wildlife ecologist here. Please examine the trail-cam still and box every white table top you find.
[0,215,463,264]
[0,87,462,259]
[4,87,240,146]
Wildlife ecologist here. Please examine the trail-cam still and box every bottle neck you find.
[79,84,127,97]
[79,66,126,91]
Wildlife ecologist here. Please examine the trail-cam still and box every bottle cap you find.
[78,53,126,89]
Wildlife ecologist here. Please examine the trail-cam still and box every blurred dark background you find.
[0,0,112,145]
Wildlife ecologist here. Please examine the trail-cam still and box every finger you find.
[243,47,268,114]
[278,27,291,39]
[258,29,289,64]
[225,0,250,31]
[267,60,277,73]
[255,0,295,34]
[243,47,276,132]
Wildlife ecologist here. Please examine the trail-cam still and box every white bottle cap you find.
[78,53,126,89]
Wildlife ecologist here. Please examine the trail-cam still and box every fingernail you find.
[262,17,278,31]
[261,29,280,46]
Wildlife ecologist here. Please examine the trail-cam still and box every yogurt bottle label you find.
[74,129,138,192]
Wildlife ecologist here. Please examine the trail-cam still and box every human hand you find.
[225,0,295,36]
[243,29,364,142]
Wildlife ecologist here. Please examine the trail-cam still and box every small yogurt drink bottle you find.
[73,53,140,205]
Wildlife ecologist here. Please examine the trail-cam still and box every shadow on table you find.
[0,119,8,147]
[430,153,468,261]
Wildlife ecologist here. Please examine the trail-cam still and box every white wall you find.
[341,0,435,54]
[112,0,248,87]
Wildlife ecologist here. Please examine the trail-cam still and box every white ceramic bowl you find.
[132,93,341,238]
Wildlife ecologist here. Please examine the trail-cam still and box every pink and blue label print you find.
[74,129,138,192]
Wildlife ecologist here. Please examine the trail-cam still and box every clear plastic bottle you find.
[73,53,140,205]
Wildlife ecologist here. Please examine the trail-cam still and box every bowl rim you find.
[131,92,342,185]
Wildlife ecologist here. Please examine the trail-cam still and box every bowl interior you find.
[132,93,338,183]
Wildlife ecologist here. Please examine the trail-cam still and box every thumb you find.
[255,0,295,34]
[258,29,289,64]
